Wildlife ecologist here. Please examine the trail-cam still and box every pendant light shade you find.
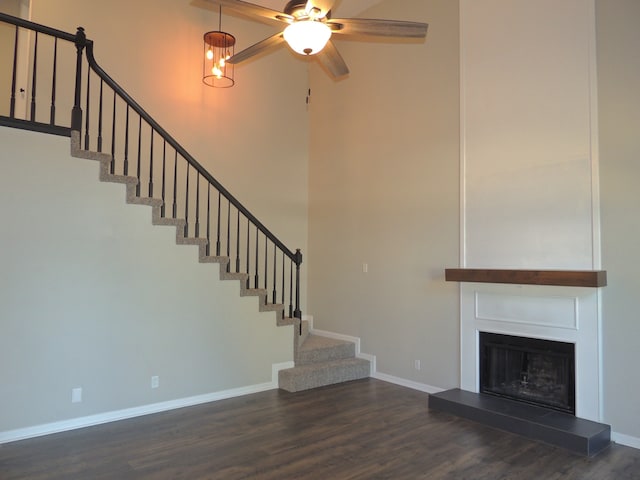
[203,7,235,88]
[283,20,332,56]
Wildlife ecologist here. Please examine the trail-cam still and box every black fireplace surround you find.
[479,332,575,415]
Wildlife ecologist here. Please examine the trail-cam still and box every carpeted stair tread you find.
[200,255,230,264]
[278,357,370,393]
[153,216,186,227]
[241,288,268,297]
[128,196,163,207]
[296,334,356,365]
[103,173,138,185]
[177,237,208,246]
[260,303,285,312]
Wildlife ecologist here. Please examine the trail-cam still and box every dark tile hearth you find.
[429,388,611,457]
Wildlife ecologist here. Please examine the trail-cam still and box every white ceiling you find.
[251,0,384,18]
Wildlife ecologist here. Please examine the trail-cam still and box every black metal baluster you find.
[136,116,142,196]
[30,32,37,122]
[216,192,221,256]
[246,219,250,289]
[184,165,190,237]
[148,130,154,197]
[83,68,90,149]
[272,245,277,304]
[110,90,116,174]
[172,151,178,218]
[206,185,211,256]
[264,236,268,291]
[195,172,200,237]
[98,80,104,152]
[161,140,166,217]
[281,252,285,306]
[235,210,240,272]
[9,25,18,118]
[255,228,259,289]
[226,201,231,272]
[124,105,129,175]
[289,259,293,318]
[49,38,57,125]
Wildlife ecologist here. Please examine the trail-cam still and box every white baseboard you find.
[371,371,445,394]
[0,362,293,445]
[311,327,443,394]
[612,432,640,450]
[302,314,313,330]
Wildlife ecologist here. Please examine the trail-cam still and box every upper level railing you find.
[0,12,302,323]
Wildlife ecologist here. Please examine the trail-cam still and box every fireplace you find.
[431,269,610,456]
[479,332,575,414]
[455,279,602,421]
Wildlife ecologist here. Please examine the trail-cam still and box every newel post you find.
[71,27,86,131]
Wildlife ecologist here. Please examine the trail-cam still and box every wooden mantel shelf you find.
[444,269,607,287]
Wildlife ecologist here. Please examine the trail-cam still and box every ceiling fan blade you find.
[328,18,428,38]
[227,32,286,64]
[316,40,349,79]
[305,0,337,19]
[196,0,293,25]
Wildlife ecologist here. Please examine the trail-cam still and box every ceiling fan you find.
[199,0,428,78]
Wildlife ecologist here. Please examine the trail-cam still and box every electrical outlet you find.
[151,376,159,389]
[414,360,421,371]
[71,387,82,403]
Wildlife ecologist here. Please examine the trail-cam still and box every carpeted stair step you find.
[296,334,356,366]
[278,357,370,393]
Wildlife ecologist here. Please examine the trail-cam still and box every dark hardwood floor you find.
[1,379,639,479]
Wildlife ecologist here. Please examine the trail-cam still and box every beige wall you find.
[597,0,640,440]
[307,0,461,389]
[0,128,292,433]
[1,0,308,436]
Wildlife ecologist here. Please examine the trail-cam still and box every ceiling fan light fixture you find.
[283,20,331,56]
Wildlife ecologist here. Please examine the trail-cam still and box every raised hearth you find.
[429,389,611,457]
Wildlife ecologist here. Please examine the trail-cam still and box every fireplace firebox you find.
[479,332,575,414]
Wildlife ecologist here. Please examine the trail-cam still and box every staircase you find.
[279,320,371,392]
[0,12,373,393]
[69,130,370,392]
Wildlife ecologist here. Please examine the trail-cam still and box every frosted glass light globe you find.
[283,20,332,55]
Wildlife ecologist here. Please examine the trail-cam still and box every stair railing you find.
[0,12,302,323]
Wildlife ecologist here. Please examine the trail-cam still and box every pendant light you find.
[203,6,235,88]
